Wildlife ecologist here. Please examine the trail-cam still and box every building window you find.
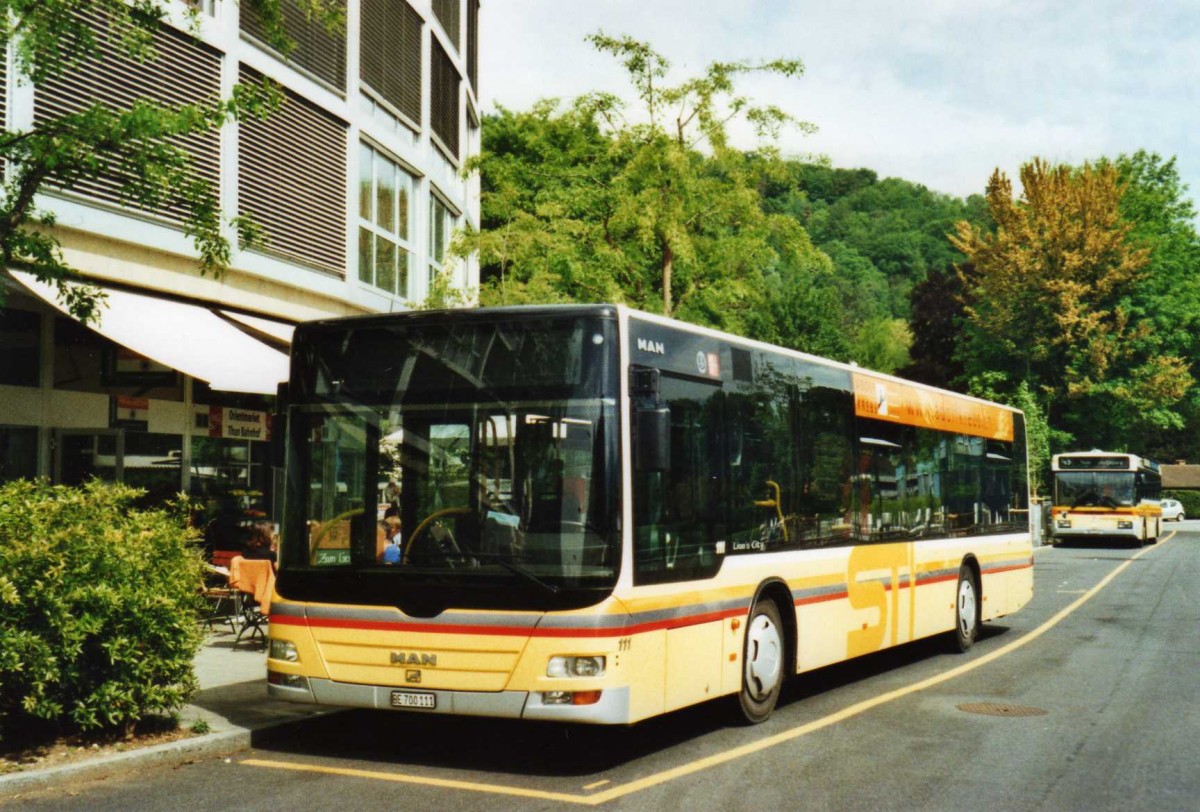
[34,9,221,225]
[360,0,423,128]
[428,192,458,285]
[430,38,460,160]
[0,426,39,483]
[359,143,415,297]
[239,64,348,277]
[466,0,479,90]
[241,0,348,90]
[0,308,41,388]
[432,0,460,50]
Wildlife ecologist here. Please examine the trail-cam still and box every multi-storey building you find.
[0,0,481,528]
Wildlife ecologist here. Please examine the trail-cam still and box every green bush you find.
[0,480,205,744]
[1162,490,1200,517]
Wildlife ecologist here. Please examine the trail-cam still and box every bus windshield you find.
[1055,472,1136,508]
[279,314,621,610]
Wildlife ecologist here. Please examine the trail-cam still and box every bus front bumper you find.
[1053,525,1142,539]
[268,677,631,724]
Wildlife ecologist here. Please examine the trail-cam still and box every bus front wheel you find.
[738,600,784,724]
[952,564,980,652]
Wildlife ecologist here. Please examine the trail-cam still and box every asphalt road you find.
[8,526,1199,811]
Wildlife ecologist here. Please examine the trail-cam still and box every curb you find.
[0,700,340,800]
[0,728,252,799]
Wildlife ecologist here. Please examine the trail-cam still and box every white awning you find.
[220,310,296,344]
[14,272,289,395]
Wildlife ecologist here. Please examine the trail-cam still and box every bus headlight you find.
[269,639,300,662]
[547,655,606,678]
[1057,520,1071,528]
[1117,521,1133,530]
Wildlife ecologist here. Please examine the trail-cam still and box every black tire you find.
[952,564,980,653]
[738,599,785,724]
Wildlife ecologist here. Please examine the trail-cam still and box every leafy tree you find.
[900,265,966,389]
[763,164,988,372]
[815,241,890,326]
[1104,151,1200,462]
[461,33,842,347]
[852,317,912,375]
[950,157,1192,448]
[464,99,622,306]
[0,0,343,322]
[968,374,1063,498]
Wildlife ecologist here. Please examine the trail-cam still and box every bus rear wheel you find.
[738,600,784,724]
[952,564,980,652]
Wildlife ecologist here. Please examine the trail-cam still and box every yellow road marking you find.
[243,533,1173,806]
[581,780,610,791]
[239,759,590,804]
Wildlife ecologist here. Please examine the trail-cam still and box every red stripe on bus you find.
[792,560,1031,608]
[271,607,747,638]
[795,591,848,606]
[984,562,1033,576]
[275,561,1034,637]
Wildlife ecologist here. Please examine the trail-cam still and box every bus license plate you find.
[391,691,436,709]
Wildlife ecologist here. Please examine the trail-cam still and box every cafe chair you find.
[229,556,275,648]
[200,564,242,633]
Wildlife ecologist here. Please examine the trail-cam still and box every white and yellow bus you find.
[1050,451,1162,545]
[267,305,1033,724]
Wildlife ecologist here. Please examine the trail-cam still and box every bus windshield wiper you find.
[471,552,560,594]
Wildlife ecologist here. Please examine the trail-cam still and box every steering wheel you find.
[403,507,472,565]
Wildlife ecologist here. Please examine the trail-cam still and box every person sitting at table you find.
[243,520,277,565]
[380,516,403,564]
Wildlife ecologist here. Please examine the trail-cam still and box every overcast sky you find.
[478,0,1200,207]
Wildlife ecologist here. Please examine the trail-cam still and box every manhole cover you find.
[957,702,1048,717]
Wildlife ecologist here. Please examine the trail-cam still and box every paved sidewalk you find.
[0,629,333,798]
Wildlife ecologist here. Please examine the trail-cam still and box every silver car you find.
[1160,498,1186,521]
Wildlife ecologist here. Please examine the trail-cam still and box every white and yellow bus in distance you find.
[267,305,1033,724]
[1051,451,1162,545]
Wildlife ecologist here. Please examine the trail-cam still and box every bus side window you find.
[632,377,725,585]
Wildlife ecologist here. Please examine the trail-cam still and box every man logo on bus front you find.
[392,652,437,666]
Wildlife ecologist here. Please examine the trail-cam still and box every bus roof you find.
[290,303,1021,423]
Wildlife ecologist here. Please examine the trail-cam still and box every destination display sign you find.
[1057,456,1132,471]
[852,373,1014,442]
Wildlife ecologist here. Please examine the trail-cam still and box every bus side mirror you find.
[631,367,670,472]
[635,406,671,472]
